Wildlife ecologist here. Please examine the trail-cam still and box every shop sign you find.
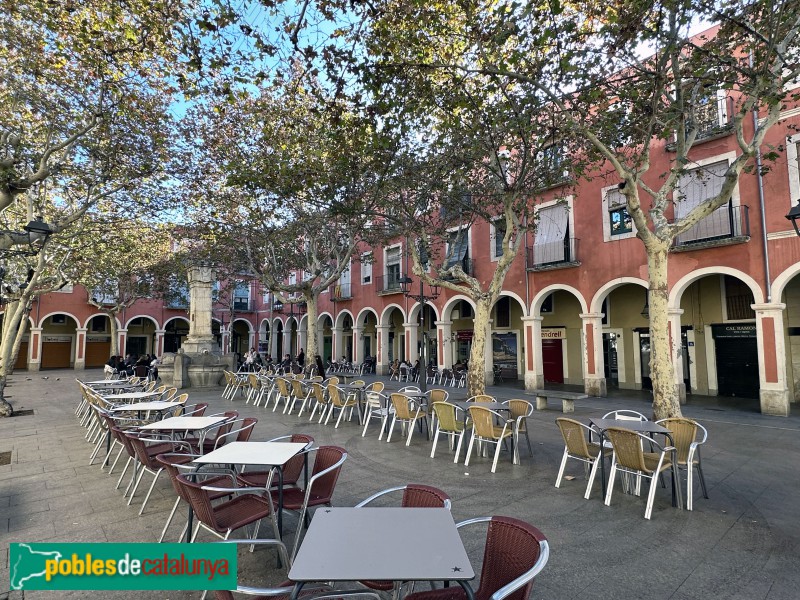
[43,335,72,343]
[456,330,474,341]
[541,328,565,340]
[711,324,756,338]
[87,336,111,343]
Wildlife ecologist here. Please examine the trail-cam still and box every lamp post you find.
[399,273,440,393]
[0,216,54,258]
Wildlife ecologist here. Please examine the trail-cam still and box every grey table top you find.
[109,401,182,412]
[455,401,510,413]
[193,441,308,466]
[289,507,474,582]
[590,418,670,435]
[139,416,227,431]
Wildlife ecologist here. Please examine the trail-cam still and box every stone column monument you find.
[165,264,234,389]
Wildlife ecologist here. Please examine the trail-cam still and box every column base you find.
[27,362,41,372]
[760,388,790,417]
[524,372,544,391]
[584,376,607,397]
[676,382,686,405]
[74,360,86,370]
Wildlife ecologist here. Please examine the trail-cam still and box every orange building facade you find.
[11,72,800,417]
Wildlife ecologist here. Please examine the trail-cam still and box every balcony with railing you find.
[672,205,750,251]
[233,298,253,312]
[377,272,404,295]
[442,257,475,279]
[330,283,352,301]
[668,94,734,150]
[526,238,580,271]
[272,301,284,312]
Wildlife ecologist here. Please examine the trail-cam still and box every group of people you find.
[105,353,160,378]
[240,347,307,374]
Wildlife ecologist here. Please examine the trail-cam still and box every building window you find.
[602,185,636,242]
[446,228,470,269]
[491,219,507,260]
[91,315,107,332]
[787,133,800,215]
[495,297,510,328]
[361,252,372,284]
[533,203,572,265]
[541,294,554,313]
[724,275,755,321]
[234,281,251,311]
[675,159,736,245]
[385,245,402,290]
[537,142,569,188]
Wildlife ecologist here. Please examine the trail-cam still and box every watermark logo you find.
[9,543,237,590]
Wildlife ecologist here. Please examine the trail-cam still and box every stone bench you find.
[526,389,589,413]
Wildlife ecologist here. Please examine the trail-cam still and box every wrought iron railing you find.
[526,237,579,269]
[673,204,749,247]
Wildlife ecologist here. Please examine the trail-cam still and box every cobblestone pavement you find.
[1,370,799,599]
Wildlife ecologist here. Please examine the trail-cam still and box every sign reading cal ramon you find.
[9,543,236,591]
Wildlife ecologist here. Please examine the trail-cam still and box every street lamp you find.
[399,273,440,393]
[786,200,800,237]
[0,216,54,257]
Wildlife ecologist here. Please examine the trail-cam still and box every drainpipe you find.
[751,52,772,302]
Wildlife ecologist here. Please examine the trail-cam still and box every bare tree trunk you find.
[467,298,491,397]
[647,244,683,420]
[108,311,120,357]
[0,299,28,416]
[304,293,318,364]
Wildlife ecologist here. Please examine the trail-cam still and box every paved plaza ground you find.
[1,370,799,599]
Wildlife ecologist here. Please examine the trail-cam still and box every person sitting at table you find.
[314,354,327,379]
[244,347,260,371]
[281,353,292,369]
[412,359,420,380]
[150,354,160,381]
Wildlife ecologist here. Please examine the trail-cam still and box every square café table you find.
[193,441,308,537]
[289,507,475,600]
[102,390,161,403]
[139,415,228,449]
[109,400,182,418]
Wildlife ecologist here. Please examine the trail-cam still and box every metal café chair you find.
[554,418,611,499]
[430,401,467,463]
[603,426,676,520]
[656,417,709,510]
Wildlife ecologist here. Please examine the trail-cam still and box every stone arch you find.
[163,316,190,329]
[334,309,355,330]
[232,317,254,332]
[531,284,588,315]
[407,302,440,322]
[441,295,476,321]
[123,314,159,330]
[493,290,528,318]
[317,311,334,326]
[38,311,81,329]
[380,304,406,326]
[669,266,764,308]
[590,277,649,314]
[82,313,123,330]
[771,262,800,302]
[356,307,379,328]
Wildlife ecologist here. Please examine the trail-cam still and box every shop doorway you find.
[713,324,759,399]
[602,333,619,388]
[542,339,564,383]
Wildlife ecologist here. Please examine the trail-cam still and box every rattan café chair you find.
[430,401,467,463]
[656,417,709,510]
[555,418,611,499]
[213,539,383,600]
[604,426,676,520]
[403,516,549,600]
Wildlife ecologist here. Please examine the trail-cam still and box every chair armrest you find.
[355,486,406,507]
[490,540,550,600]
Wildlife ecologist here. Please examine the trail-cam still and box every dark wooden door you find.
[542,339,564,383]
[715,337,759,399]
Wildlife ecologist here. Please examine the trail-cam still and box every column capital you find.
[434,320,453,327]
[667,308,685,317]
[117,328,128,334]
[402,322,419,328]
[579,313,604,320]
[521,316,544,324]
[751,302,786,313]
[76,327,88,333]
[30,326,43,333]
[155,329,166,335]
